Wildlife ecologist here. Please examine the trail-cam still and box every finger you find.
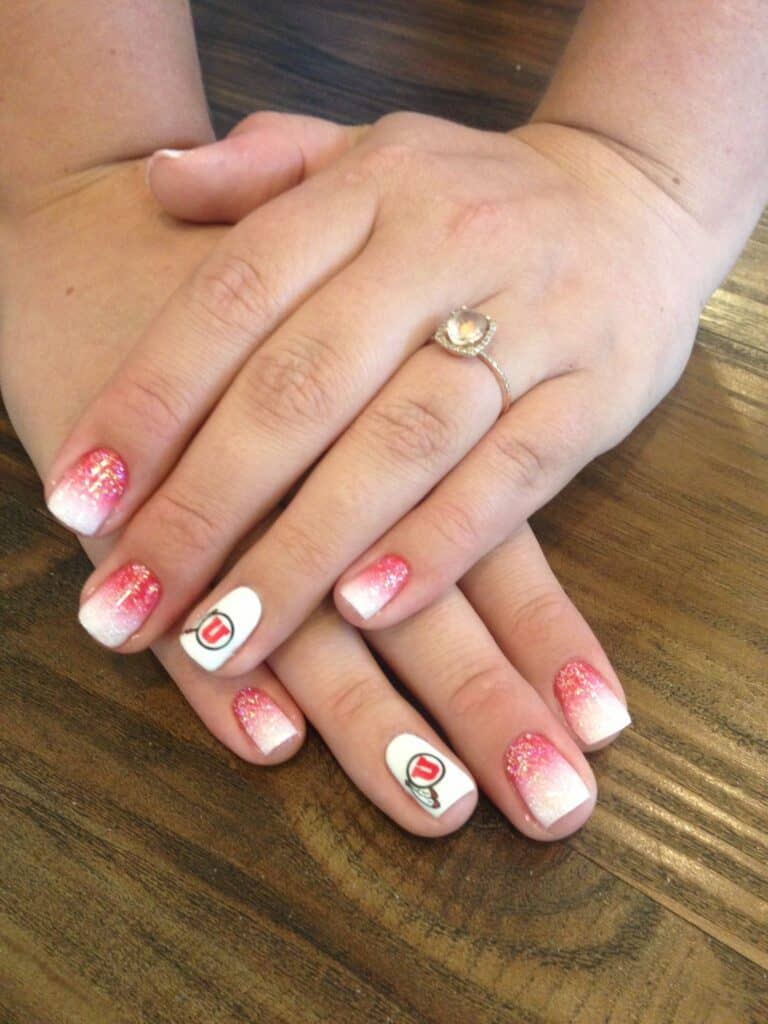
[461,524,632,750]
[147,112,368,223]
[153,630,306,765]
[335,368,618,629]
[76,206,529,654]
[75,534,306,766]
[368,587,597,840]
[167,282,569,674]
[45,158,379,538]
[267,601,478,837]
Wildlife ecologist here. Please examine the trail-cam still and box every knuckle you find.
[193,252,278,335]
[507,589,572,648]
[276,517,337,578]
[233,110,285,134]
[425,498,484,555]
[239,333,339,431]
[324,676,388,727]
[354,140,419,181]
[490,430,548,490]
[372,110,429,142]
[366,395,456,469]
[448,665,513,720]
[114,369,190,444]
[148,490,220,559]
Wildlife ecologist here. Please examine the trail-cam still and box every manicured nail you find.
[233,687,298,755]
[338,555,410,620]
[503,732,591,829]
[385,733,476,818]
[145,148,186,184]
[47,447,127,535]
[78,562,161,648]
[554,660,632,745]
[180,586,262,671]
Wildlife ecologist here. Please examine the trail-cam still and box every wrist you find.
[527,0,768,288]
[515,119,751,304]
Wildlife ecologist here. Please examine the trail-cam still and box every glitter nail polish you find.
[47,448,127,535]
[554,660,632,745]
[233,687,298,755]
[338,555,410,620]
[503,732,591,829]
[78,562,161,648]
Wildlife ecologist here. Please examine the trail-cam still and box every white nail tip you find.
[47,487,104,536]
[385,733,476,818]
[180,587,262,671]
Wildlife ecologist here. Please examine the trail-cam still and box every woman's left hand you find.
[47,111,712,672]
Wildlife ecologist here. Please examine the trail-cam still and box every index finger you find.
[45,160,378,537]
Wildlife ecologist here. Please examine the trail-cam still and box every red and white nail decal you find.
[180,586,262,671]
[503,732,590,829]
[385,733,475,818]
[338,555,410,621]
[78,562,161,648]
[554,660,632,745]
[233,687,298,755]
[47,448,127,535]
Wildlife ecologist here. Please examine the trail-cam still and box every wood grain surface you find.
[2,2,766,1022]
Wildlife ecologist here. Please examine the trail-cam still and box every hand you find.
[43,111,709,679]
[1,158,631,840]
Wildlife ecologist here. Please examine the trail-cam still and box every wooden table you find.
[2,2,766,1021]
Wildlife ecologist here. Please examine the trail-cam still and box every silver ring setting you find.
[432,306,513,413]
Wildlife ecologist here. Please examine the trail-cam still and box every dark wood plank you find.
[1,2,766,1022]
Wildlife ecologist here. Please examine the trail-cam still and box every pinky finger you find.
[151,627,306,765]
[461,524,632,752]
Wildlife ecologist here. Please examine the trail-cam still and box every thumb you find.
[145,111,368,223]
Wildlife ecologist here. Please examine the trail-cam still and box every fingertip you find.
[231,685,305,764]
[144,148,187,186]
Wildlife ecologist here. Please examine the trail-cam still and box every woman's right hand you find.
[0,154,630,840]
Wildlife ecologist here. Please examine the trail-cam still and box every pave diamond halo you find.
[431,304,513,414]
[434,305,497,357]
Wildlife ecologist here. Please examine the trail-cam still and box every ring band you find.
[431,306,513,413]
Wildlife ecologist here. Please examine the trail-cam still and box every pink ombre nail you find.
[78,562,161,648]
[503,732,591,829]
[47,448,127,535]
[338,555,410,620]
[233,687,298,755]
[554,660,632,745]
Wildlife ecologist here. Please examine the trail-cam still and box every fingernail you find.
[78,562,161,648]
[47,447,128,535]
[385,733,476,818]
[145,148,186,184]
[180,586,262,671]
[338,555,410,621]
[233,687,298,755]
[554,660,632,745]
[503,732,591,829]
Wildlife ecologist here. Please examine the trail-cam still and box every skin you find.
[0,0,629,840]
[2,0,766,837]
[37,3,767,686]
[0,162,622,839]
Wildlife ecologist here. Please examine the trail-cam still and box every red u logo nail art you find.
[407,753,445,786]
[196,611,234,650]
[386,734,476,819]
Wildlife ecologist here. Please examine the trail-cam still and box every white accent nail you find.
[385,733,476,818]
[180,587,262,671]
